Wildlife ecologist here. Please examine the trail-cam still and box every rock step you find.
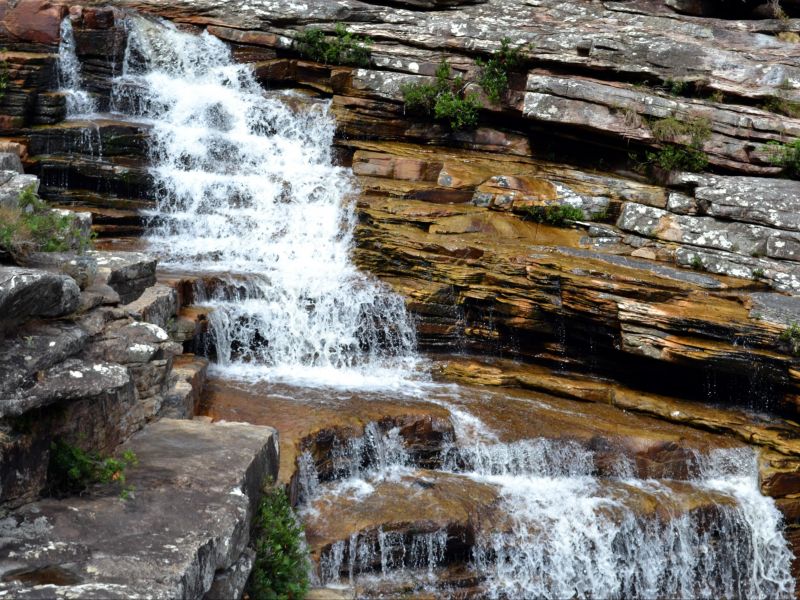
[87,250,156,304]
[0,418,279,600]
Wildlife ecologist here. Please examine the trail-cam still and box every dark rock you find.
[0,267,80,333]
[88,250,157,304]
[204,548,256,600]
[0,357,131,418]
[19,252,99,290]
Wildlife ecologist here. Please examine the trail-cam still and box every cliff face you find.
[5,0,800,592]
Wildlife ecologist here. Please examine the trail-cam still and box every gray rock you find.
[88,250,157,304]
[0,321,89,398]
[693,176,800,232]
[0,357,131,418]
[673,246,800,292]
[204,548,256,600]
[749,293,800,326]
[0,267,80,333]
[555,246,726,289]
[124,283,178,330]
[617,203,787,259]
[19,252,99,290]
[0,419,279,600]
[0,152,23,174]
[0,170,38,209]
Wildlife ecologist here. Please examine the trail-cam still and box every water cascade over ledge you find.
[109,14,417,387]
[55,13,799,598]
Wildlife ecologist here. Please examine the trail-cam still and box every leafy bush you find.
[46,440,138,499]
[767,139,800,178]
[401,60,481,130]
[525,204,584,226]
[645,115,711,173]
[249,484,310,600]
[646,145,709,173]
[293,24,372,68]
[477,37,525,104]
[780,322,800,356]
[762,95,800,118]
[0,185,91,258]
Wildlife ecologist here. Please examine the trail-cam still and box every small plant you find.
[780,322,800,356]
[767,139,800,178]
[293,23,372,68]
[476,37,526,104]
[762,95,800,118]
[249,483,310,600]
[644,115,711,173]
[525,204,584,227]
[401,60,481,130]
[689,255,704,270]
[752,268,766,280]
[646,145,708,172]
[46,440,138,499]
[664,79,688,96]
[0,185,91,259]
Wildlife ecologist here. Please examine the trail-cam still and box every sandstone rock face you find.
[0,0,67,47]
[0,419,279,600]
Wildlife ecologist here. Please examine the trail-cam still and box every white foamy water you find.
[58,19,97,116]
[311,421,795,598]
[107,15,417,385]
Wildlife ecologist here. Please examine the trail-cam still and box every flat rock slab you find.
[0,419,279,600]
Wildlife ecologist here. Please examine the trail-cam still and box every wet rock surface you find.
[0,419,279,600]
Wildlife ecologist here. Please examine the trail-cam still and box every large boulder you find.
[0,267,80,334]
[0,0,68,46]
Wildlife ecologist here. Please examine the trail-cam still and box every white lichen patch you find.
[69,370,84,378]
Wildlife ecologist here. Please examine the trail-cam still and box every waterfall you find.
[310,423,795,597]
[110,15,417,386]
[58,19,97,116]
[452,440,795,599]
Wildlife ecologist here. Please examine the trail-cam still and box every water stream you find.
[58,15,797,598]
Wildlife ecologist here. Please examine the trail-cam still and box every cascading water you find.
[310,413,795,598]
[58,19,97,116]
[109,15,417,385]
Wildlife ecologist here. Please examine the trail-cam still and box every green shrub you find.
[644,115,711,173]
[401,60,481,130]
[767,139,800,178]
[293,23,372,68]
[780,322,800,356]
[689,255,704,270]
[476,37,526,104]
[249,484,310,600]
[525,204,584,227]
[762,95,800,118]
[46,440,138,499]
[0,185,91,258]
[646,145,709,172]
